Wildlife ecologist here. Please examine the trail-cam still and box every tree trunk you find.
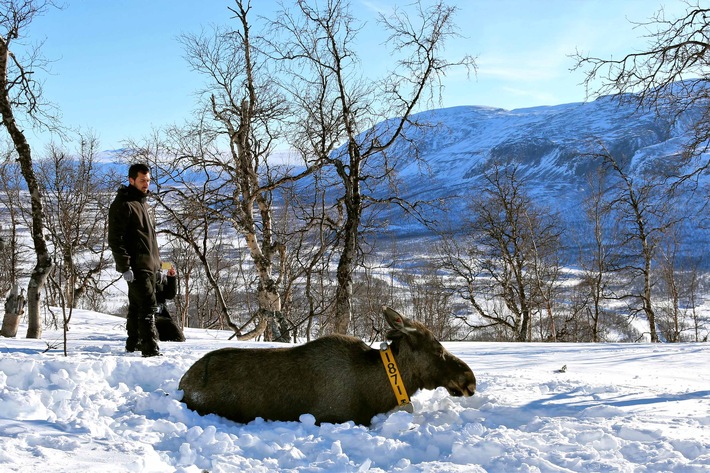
[643,239,659,342]
[0,284,25,337]
[333,205,359,334]
[242,231,288,342]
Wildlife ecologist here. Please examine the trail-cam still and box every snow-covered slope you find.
[1,309,708,472]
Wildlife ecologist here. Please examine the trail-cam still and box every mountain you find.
[370,94,709,258]
[392,96,679,205]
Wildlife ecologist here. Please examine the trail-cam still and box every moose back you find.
[179,306,476,426]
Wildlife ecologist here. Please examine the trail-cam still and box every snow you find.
[1,309,708,472]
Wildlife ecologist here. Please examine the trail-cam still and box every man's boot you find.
[125,337,142,353]
[139,311,161,358]
[125,313,142,353]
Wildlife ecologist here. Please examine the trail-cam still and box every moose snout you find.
[446,370,476,397]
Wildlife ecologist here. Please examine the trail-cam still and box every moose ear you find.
[382,306,407,331]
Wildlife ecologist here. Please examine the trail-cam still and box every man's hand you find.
[123,270,134,283]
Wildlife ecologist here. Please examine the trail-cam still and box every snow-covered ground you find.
[0,309,708,472]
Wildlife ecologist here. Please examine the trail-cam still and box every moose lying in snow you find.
[179,306,476,426]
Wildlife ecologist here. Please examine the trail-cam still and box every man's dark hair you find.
[128,163,151,179]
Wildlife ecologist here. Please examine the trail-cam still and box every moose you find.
[179,306,476,426]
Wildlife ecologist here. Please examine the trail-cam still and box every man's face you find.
[129,172,151,193]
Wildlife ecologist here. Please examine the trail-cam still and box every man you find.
[108,163,162,357]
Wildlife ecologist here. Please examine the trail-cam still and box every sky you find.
[1,308,709,472]
[15,0,691,152]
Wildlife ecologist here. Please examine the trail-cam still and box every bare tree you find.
[655,223,704,342]
[37,134,115,312]
[165,1,323,341]
[270,0,475,334]
[399,263,458,340]
[576,168,620,342]
[440,164,563,342]
[275,175,339,341]
[657,229,683,342]
[599,151,683,342]
[682,260,706,342]
[0,0,59,338]
[120,130,255,335]
[572,3,710,341]
[0,146,26,295]
[0,144,27,337]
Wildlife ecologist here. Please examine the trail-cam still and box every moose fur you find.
[179,306,476,426]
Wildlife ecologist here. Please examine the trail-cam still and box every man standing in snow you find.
[108,163,162,357]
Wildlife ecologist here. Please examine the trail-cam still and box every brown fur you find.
[179,306,476,426]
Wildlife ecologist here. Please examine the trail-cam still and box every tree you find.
[38,134,115,312]
[168,0,319,341]
[572,1,710,182]
[576,168,620,342]
[275,174,339,341]
[599,151,682,342]
[122,132,251,335]
[440,164,563,342]
[0,146,26,295]
[270,0,475,333]
[399,263,458,340]
[0,0,58,339]
[656,228,684,342]
[655,223,704,342]
[681,258,707,342]
[0,144,27,338]
[572,4,710,341]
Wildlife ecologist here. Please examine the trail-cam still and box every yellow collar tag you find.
[379,343,412,411]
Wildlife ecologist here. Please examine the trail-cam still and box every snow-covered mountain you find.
[394,97,679,201]
[366,93,709,256]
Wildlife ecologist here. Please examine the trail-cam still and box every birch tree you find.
[440,164,563,342]
[0,0,58,338]
[600,152,681,342]
[270,0,475,333]
[37,134,115,311]
[171,0,316,341]
[572,168,624,342]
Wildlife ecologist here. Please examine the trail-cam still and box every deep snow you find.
[0,309,708,472]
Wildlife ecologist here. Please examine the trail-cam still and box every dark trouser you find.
[126,269,160,356]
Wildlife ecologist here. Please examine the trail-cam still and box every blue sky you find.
[19,0,688,152]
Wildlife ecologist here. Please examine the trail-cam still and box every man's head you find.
[128,163,151,194]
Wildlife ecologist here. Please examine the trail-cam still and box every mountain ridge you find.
[386,94,692,202]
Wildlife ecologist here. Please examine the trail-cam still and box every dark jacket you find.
[108,184,161,273]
